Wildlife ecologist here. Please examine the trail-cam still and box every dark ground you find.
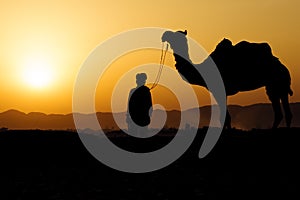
[0,128,299,200]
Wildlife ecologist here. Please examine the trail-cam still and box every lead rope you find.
[150,42,169,90]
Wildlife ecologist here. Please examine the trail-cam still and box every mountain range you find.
[0,103,299,130]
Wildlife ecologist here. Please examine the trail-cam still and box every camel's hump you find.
[235,41,272,51]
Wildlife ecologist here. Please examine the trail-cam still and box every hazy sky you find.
[0,0,299,113]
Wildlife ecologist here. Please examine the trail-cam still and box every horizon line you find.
[1,102,300,115]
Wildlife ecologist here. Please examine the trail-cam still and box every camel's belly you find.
[226,82,265,96]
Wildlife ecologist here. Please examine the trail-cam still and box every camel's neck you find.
[173,52,206,87]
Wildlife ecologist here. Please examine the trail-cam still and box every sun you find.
[23,59,54,89]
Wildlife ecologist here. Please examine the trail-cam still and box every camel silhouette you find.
[162,30,293,129]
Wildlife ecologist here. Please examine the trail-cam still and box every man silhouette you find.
[126,73,153,137]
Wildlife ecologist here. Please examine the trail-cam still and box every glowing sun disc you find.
[23,60,53,88]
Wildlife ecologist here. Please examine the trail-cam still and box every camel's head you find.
[161,30,188,54]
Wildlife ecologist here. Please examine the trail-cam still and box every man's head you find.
[136,73,147,87]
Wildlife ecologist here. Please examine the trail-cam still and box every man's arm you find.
[126,89,134,122]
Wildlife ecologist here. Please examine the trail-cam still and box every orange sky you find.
[0,0,299,114]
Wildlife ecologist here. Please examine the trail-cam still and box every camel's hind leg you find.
[281,95,292,128]
[271,98,283,129]
[225,110,232,129]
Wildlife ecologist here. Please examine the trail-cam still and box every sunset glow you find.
[0,0,299,114]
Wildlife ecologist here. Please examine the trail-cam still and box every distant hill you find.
[0,103,299,130]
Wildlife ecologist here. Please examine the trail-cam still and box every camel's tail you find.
[289,88,293,96]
